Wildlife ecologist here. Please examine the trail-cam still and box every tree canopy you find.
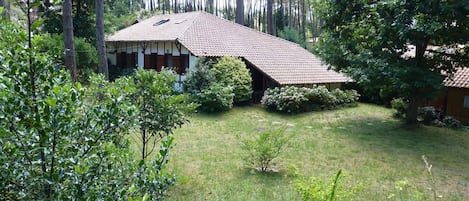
[315,0,469,124]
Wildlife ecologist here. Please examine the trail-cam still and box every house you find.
[106,11,350,98]
[442,68,469,124]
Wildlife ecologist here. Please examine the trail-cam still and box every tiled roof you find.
[444,68,469,88]
[107,12,199,42]
[107,11,350,85]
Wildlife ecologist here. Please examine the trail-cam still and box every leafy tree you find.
[315,0,469,124]
[128,69,197,160]
[0,19,135,199]
[0,19,180,200]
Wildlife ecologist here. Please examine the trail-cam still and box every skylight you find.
[153,19,170,26]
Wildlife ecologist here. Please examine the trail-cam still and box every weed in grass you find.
[292,167,362,201]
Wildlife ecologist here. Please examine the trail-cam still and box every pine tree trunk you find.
[174,0,178,13]
[96,0,109,80]
[406,97,419,125]
[288,0,292,27]
[301,0,306,40]
[267,0,274,35]
[235,0,244,25]
[63,0,77,82]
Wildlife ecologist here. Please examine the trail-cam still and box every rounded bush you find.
[261,86,359,113]
[193,83,234,112]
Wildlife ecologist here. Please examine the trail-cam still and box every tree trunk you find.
[300,0,306,40]
[96,0,109,80]
[235,0,244,25]
[63,0,77,82]
[406,97,419,125]
[267,0,274,35]
[174,0,178,13]
[288,0,292,27]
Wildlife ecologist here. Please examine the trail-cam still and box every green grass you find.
[132,104,469,200]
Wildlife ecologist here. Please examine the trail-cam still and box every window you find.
[464,96,469,108]
[153,19,170,26]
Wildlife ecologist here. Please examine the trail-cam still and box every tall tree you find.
[235,0,244,25]
[96,0,108,80]
[315,0,469,124]
[63,0,77,82]
[267,0,274,34]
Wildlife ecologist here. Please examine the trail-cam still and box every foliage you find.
[0,20,182,200]
[184,56,251,111]
[387,179,427,201]
[193,83,234,112]
[212,56,253,103]
[0,20,135,199]
[261,86,359,113]
[183,57,217,93]
[391,98,409,119]
[315,0,469,124]
[293,170,360,201]
[124,69,197,160]
[278,26,307,48]
[36,34,98,83]
[239,127,289,172]
[393,103,463,128]
[441,116,463,129]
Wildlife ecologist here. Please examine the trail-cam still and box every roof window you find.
[153,19,170,26]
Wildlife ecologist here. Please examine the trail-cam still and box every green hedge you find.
[261,86,359,113]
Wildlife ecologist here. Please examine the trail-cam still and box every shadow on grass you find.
[237,167,292,182]
[329,116,468,164]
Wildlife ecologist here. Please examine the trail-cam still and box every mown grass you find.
[131,104,468,200]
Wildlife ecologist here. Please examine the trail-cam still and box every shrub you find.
[183,57,217,93]
[442,116,462,129]
[418,106,442,125]
[391,98,408,118]
[184,56,252,111]
[262,86,309,113]
[212,56,253,102]
[261,86,359,113]
[293,170,361,201]
[193,83,234,112]
[240,127,290,172]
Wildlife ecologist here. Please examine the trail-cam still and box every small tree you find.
[128,69,197,161]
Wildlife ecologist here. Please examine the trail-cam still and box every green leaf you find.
[45,97,57,107]
[31,18,45,31]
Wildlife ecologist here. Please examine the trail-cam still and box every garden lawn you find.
[132,104,469,200]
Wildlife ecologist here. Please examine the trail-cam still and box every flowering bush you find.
[261,86,359,113]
